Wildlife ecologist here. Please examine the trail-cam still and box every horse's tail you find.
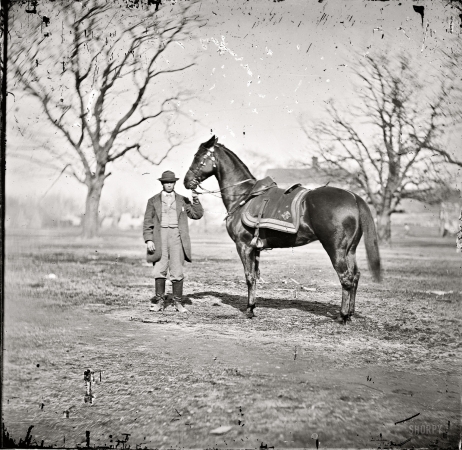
[356,195,382,282]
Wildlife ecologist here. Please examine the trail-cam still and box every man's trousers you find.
[153,227,184,282]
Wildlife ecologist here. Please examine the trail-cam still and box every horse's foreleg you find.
[255,249,261,280]
[236,243,258,318]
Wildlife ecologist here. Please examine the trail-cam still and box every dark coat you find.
[143,192,204,263]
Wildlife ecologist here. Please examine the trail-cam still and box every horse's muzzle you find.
[183,170,197,190]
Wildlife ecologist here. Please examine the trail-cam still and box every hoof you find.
[336,314,350,324]
[246,308,255,319]
[342,315,352,325]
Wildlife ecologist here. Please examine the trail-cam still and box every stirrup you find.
[249,198,268,249]
[250,236,264,249]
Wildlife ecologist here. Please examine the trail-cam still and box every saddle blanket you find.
[241,184,309,234]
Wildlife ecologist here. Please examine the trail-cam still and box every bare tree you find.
[447,0,462,11]
[11,0,201,237]
[301,52,462,244]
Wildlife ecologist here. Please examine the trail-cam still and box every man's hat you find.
[158,170,179,183]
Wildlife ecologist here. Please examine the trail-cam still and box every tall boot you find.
[172,279,187,313]
[149,278,166,312]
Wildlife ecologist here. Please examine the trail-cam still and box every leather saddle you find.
[241,178,309,247]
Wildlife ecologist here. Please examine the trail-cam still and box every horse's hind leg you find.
[340,284,353,324]
[347,251,360,317]
[325,247,356,324]
[236,242,258,318]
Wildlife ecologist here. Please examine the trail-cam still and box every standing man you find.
[143,170,204,313]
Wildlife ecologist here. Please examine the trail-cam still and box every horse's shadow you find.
[187,291,346,321]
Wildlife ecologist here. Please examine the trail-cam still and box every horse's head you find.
[184,135,219,190]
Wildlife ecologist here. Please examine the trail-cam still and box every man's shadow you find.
[186,291,347,320]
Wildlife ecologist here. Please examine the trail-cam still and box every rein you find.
[195,178,254,195]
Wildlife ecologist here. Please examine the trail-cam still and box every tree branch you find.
[107,143,140,162]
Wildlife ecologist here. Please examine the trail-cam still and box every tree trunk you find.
[376,210,392,245]
[82,178,104,238]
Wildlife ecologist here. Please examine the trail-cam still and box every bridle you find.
[188,144,253,196]
[188,143,275,221]
[187,145,215,191]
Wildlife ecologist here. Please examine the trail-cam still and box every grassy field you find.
[3,228,461,449]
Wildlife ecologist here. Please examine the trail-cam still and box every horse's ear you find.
[214,136,219,145]
[204,135,216,149]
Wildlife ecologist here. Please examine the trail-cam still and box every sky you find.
[6,0,462,216]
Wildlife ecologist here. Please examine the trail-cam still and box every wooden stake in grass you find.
[84,369,95,405]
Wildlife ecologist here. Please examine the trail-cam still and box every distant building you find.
[101,216,117,229]
[117,213,143,230]
[392,199,441,228]
[439,191,462,236]
[62,214,82,227]
[265,157,360,191]
[42,213,81,228]
[391,190,461,237]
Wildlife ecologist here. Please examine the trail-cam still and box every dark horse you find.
[184,136,382,323]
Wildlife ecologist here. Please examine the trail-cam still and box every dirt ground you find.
[3,229,461,449]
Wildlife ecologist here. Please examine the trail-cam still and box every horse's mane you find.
[215,143,256,181]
